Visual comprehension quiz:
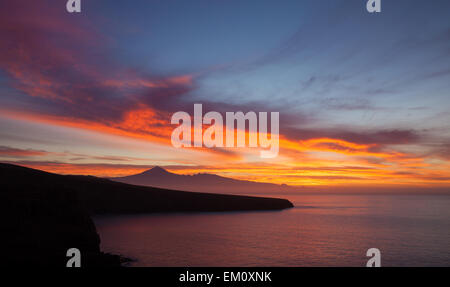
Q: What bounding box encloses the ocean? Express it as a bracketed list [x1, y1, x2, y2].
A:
[94, 193, 450, 267]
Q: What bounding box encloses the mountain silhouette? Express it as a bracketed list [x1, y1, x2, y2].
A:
[140, 166, 172, 176]
[0, 163, 293, 266]
[111, 166, 293, 194]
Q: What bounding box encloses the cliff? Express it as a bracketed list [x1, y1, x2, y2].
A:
[0, 163, 293, 266]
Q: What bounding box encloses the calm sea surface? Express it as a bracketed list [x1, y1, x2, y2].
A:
[94, 193, 450, 266]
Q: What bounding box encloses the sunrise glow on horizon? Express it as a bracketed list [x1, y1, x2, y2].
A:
[1, 0, 450, 188]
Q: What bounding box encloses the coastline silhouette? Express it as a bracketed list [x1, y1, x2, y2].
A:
[0, 163, 293, 266]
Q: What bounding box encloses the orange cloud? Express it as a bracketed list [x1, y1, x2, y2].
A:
[0, 146, 48, 157]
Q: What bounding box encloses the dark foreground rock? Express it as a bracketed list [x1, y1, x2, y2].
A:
[0, 163, 293, 267]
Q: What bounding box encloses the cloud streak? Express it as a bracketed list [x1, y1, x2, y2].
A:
[1, 0, 450, 187]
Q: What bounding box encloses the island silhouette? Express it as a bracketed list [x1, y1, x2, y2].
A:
[111, 166, 293, 194]
[0, 163, 293, 267]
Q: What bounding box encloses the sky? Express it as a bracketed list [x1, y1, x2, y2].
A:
[1, 0, 450, 187]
